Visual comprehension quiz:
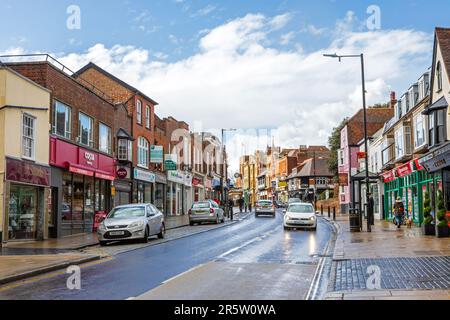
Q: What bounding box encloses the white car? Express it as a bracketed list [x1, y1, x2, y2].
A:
[283, 202, 317, 231]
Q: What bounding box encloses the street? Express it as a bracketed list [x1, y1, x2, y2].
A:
[0, 210, 334, 300]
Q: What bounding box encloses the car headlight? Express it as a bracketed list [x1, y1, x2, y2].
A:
[98, 223, 106, 231]
[129, 221, 144, 228]
[310, 216, 316, 221]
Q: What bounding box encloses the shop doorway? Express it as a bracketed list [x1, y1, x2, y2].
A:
[48, 187, 58, 238]
[8, 184, 38, 240]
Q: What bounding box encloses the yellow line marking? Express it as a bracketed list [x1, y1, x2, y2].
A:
[0, 256, 114, 293]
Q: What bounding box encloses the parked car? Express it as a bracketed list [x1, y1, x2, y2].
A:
[189, 200, 225, 225]
[283, 202, 317, 231]
[274, 200, 286, 208]
[255, 200, 276, 218]
[97, 204, 165, 246]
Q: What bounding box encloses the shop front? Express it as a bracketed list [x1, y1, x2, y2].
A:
[212, 178, 221, 201]
[383, 159, 434, 225]
[49, 137, 115, 237]
[155, 172, 167, 214]
[114, 165, 132, 207]
[167, 170, 192, 216]
[133, 167, 155, 204]
[205, 178, 213, 200]
[192, 175, 205, 202]
[3, 158, 51, 242]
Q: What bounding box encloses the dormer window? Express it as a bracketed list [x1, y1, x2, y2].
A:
[437, 61, 443, 92]
[396, 100, 403, 119]
[117, 129, 133, 162]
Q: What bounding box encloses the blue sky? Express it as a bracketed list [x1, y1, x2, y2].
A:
[1, 1, 448, 171]
[1, 0, 449, 60]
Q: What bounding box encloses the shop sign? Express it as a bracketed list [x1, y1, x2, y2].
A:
[164, 154, 177, 170]
[278, 181, 287, 188]
[397, 162, 413, 177]
[116, 167, 129, 179]
[155, 172, 168, 184]
[6, 158, 50, 187]
[339, 173, 348, 186]
[150, 146, 164, 164]
[79, 149, 98, 168]
[413, 159, 424, 171]
[421, 152, 450, 173]
[134, 168, 156, 183]
[192, 177, 203, 186]
[167, 170, 185, 184]
[381, 170, 395, 183]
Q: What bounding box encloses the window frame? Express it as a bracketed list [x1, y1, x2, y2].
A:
[137, 136, 149, 169]
[437, 61, 443, 92]
[145, 105, 150, 129]
[78, 112, 94, 148]
[98, 122, 112, 154]
[414, 113, 426, 149]
[22, 113, 36, 160]
[137, 100, 142, 125]
[53, 100, 72, 139]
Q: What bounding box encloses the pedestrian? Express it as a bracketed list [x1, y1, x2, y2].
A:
[238, 198, 244, 213]
[248, 201, 252, 213]
[368, 192, 375, 226]
[393, 196, 405, 229]
[228, 199, 234, 220]
[244, 199, 248, 213]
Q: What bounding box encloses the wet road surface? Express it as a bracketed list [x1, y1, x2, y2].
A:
[0, 210, 334, 300]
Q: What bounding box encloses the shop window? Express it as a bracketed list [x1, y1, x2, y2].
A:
[78, 112, 94, 147]
[84, 176, 95, 232]
[99, 123, 112, 154]
[8, 185, 38, 240]
[22, 113, 35, 160]
[61, 172, 73, 222]
[53, 100, 71, 139]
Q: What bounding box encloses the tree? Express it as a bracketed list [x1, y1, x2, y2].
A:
[327, 119, 348, 181]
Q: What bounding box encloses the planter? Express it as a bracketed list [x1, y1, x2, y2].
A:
[422, 224, 436, 236]
[436, 225, 449, 238]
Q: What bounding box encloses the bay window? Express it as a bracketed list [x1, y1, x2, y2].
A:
[395, 126, 411, 159]
[118, 139, 133, 162]
[414, 114, 426, 148]
[428, 109, 447, 147]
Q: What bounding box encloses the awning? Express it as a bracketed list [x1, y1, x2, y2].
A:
[95, 170, 115, 181]
[422, 96, 448, 115]
[68, 163, 95, 177]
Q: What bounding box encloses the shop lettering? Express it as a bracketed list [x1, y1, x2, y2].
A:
[85, 152, 95, 162]
[434, 158, 447, 168]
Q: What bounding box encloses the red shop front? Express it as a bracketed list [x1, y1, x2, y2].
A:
[49, 137, 115, 237]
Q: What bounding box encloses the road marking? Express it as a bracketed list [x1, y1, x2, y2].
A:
[0, 256, 114, 293]
[216, 226, 281, 259]
[161, 263, 205, 284]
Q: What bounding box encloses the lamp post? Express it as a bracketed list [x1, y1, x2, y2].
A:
[324, 53, 371, 232]
[221, 128, 237, 216]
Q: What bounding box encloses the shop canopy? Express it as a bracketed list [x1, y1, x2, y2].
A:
[350, 170, 380, 182]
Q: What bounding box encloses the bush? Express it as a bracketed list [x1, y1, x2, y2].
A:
[436, 190, 447, 227]
[423, 191, 433, 225]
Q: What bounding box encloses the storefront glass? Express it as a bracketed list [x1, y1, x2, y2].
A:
[8, 184, 38, 240]
[155, 183, 165, 213]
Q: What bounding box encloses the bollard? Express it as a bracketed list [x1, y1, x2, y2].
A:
[321, 205, 323, 216]
[333, 207, 336, 221]
[328, 206, 331, 218]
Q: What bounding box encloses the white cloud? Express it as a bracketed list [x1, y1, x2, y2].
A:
[195, 4, 217, 17]
[3, 13, 432, 174]
[280, 32, 295, 45]
[300, 24, 327, 36]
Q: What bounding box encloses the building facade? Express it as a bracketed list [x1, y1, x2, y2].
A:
[0, 66, 51, 244]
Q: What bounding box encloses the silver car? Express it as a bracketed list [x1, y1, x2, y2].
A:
[97, 204, 165, 246]
[189, 200, 225, 225]
[255, 200, 276, 217]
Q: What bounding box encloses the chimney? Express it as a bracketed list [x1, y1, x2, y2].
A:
[390, 91, 397, 108]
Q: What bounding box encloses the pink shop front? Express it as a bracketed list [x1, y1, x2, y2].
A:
[49, 137, 115, 237]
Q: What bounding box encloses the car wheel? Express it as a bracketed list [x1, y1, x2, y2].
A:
[215, 216, 219, 224]
[157, 223, 166, 239]
[284, 226, 289, 231]
[99, 241, 108, 247]
[221, 217, 225, 223]
[189, 221, 194, 226]
[142, 226, 149, 243]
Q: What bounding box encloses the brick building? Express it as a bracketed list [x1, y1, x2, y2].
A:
[6, 57, 132, 238]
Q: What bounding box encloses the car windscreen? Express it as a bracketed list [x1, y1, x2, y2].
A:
[108, 207, 145, 218]
[192, 202, 211, 209]
[288, 204, 314, 213]
[257, 201, 272, 206]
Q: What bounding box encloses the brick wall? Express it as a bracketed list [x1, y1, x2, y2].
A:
[8, 62, 130, 156]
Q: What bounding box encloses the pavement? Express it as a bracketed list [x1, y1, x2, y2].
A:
[0, 209, 252, 287]
[322, 212, 450, 300]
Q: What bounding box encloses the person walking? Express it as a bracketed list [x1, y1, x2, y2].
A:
[228, 199, 234, 220]
[368, 192, 375, 226]
[248, 201, 252, 213]
[238, 198, 244, 213]
[393, 196, 405, 229]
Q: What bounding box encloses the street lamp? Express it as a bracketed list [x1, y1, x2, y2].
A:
[324, 52, 371, 232]
[221, 128, 237, 216]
